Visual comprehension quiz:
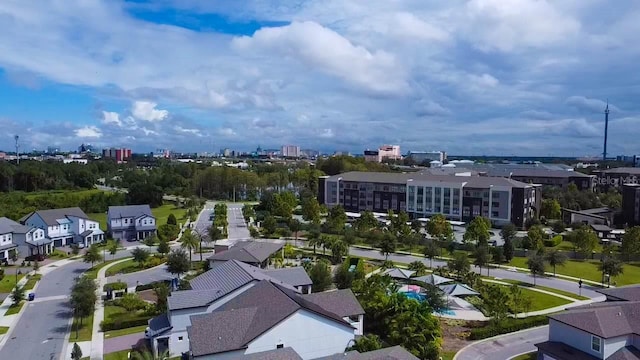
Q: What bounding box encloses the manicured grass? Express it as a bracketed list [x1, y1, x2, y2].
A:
[0, 326, 8, 335]
[509, 257, 640, 286]
[512, 352, 536, 360]
[70, 313, 94, 342]
[5, 301, 25, 315]
[88, 212, 108, 231]
[23, 274, 42, 291]
[518, 287, 572, 312]
[49, 249, 69, 259]
[105, 258, 166, 277]
[85, 258, 127, 280]
[104, 325, 148, 339]
[104, 349, 131, 360]
[440, 351, 457, 360]
[0, 274, 25, 292]
[104, 305, 127, 320]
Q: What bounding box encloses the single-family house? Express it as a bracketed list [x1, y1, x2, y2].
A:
[303, 289, 366, 335]
[0, 217, 49, 259]
[262, 267, 314, 294]
[316, 345, 419, 359]
[20, 207, 103, 248]
[187, 280, 356, 359]
[207, 241, 284, 268]
[535, 301, 640, 359]
[107, 205, 156, 241]
[146, 260, 362, 359]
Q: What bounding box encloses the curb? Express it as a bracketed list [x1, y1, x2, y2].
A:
[452, 325, 548, 360]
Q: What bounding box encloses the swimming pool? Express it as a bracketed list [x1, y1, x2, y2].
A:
[399, 292, 456, 315]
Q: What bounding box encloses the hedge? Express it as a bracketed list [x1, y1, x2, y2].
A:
[101, 314, 153, 331]
[104, 281, 128, 292]
[544, 235, 563, 248]
[135, 280, 171, 292]
[469, 315, 549, 340]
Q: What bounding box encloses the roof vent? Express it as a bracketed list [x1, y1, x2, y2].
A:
[618, 312, 622, 316]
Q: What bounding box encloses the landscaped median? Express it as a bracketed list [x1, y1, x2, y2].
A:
[105, 254, 167, 277]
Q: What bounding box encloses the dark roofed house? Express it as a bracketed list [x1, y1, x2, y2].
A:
[207, 241, 284, 268]
[263, 267, 313, 294]
[188, 280, 356, 359]
[535, 301, 640, 360]
[597, 285, 640, 302]
[317, 345, 419, 360]
[107, 205, 156, 242]
[303, 289, 365, 335]
[20, 207, 103, 248]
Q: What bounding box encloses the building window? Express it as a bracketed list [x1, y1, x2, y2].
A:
[591, 335, 601, 353]
[178, 336, 183, 342]
[277, 344, 284, 349]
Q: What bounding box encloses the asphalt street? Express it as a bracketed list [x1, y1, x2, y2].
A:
[455, 326, 548, 360]
[226, 203, 250, 241]
[106, 265, 174, 289]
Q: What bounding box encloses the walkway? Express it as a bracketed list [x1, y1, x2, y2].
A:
[454, 326, 548, 360]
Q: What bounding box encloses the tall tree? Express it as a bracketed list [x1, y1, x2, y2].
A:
[423, 241, 439, 268]
[500, 223, 517, 262]
[526, 254, 546, 285]
[11, 285, 25, 306]
[572, 228, 600, 257]
[301, 197, 321, 225]
[378, 232, 397, 261]
[599, 257, 623, 286]
[288, 218, 301, 243]
[131, 247, 150, 268]
[83, 245, 103, 267]
[154, 283, 170, 313]
[166, 213, 177, 225]
[545, 249, 568, 277]
[309, 259, 333, 292]
[157, 237, 170, 256]
[426, 214, 453, 242]
[70, 276, 97, 339]
[463, 216, 491, 247]
[326, 205, 348, 233]
[408, 261, 428, 276]
[621, 226, 640, 261]
[447, 252, 470, 278]
[541, 199, 562, 219]
[262, 216, 277, 236]
[71, 343, 83, 360]
[356, 211, 379, 232]
[473, 246, 490, 276]
[329, 239, 349, 264]
[106, 239, 119, 259]
[166, 248, 190, 278]
[527, 225, 545, 250]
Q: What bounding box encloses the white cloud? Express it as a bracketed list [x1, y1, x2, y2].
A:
[75, 125, 102, 138]
[565, 96, 619, 113]
[132, 101, 169, 122]
[102, 111, 121, 126]
[390, 12, 450, 42]
[175, 126, 201, 135]
[319, 128, 334, 138]
[217, 128, 237, 137]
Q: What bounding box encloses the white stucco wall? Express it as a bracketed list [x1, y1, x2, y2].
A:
[549, 319, 603, 359]
[604, 335, 633, 359]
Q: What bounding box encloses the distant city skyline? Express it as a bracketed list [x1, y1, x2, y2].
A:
[0, 1, 639, 156]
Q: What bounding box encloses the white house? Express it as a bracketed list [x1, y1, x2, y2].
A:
[146, 260, 362, 359]
[107, 205, 156, 241]
[20, 207, 104, 248]
[0, 217, 49, 259]
[536, 300, 640, 359]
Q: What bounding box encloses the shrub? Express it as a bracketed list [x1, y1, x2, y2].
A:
[145, 256, 166, 268]
[544, 235, 563, 248]
[100, 314, 152, 331]
[469, 316, 549, 340]
[135, 280, 171, 292]
[103, 281, 128, 292]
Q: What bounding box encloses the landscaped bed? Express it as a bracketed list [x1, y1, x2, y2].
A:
[23, 274, 42, 291]
[5, 301, 25, 316]
[101, 294, 155, 333]
[105, 256, 166, 277]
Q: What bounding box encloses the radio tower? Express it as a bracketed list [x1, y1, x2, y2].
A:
[603, 101, 610, 161]
[14, 135, 19, 165]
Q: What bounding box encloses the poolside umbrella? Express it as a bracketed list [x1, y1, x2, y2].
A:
[439, 283, 479, 297]
[382, 268, 415, 280]
[413, 274, 453, 286]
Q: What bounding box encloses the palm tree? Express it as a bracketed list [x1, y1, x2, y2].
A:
[544, 249, 568, 277]
[408, 261, 427, 276]
[180, 229, 199, 264]
[308, 236, 321, 255]
[330, 239, 349, 264]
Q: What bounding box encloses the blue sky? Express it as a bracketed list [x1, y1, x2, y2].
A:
[0, 0, 639, 156]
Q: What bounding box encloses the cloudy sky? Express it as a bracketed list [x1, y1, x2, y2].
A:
[0, 0, 638, 156]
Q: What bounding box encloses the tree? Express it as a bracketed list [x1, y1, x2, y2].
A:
[309, 259, 333, 292]
[288, 218, 301, 243]
[70, 276, 97, 339]
[408, 261, 428, 276]
[545, 249, 568, 277]
[491, 246, 505, 264]
[242, 204, 256, 222]
[356, 211, 379, 232]
[463, 216, 491, 247]
[157, 237, 170, 256]
[500, 223, 517, 244]
[411, 219, 423, 233]
[621, 226, 640, 260]
[301, 197, 321, 225]
[167, 213, 177, 226]
[482, 284, 510, 324]
[71, 343, 83, 360]
[157, 224, 179, 242]
[83, 245, 103, 267]
[378, 232, 397, 261]
[426, 214, 453, 242]
[509, 285, 524, 318]
[423, 284, 447, 313]
[11, 285, 25, 306]
[447, 252, 470, 278]
[166, 248, 190, 278]
[572, 228, 599, 257]
[307, 227, 321, 254]
[388, 211, 411, 238]
[386, 301, 442, 359]
[473, 246, 490, 276]
[541, 199, 562, 219]
[552, 221, 566, 234]
[423, 241, 439, 268]
[527, 225, 545, 250]
[503, 237, 514, 262]
[106, 239, 118, 259]
[143, 233, 158, 247]
[599, 257, 623, 287]
[343, 227, 357, 245]
[125, 181, 163, 208]
[154, 283, 170, 313]
[334, 260, 355, 289]
[180, 229, 199, 264]
[325, 205, 348, 233]
[526, 254, 546, 285]
[352, 334, 383, 352]
[329, 239, 349, 264]
[10, 248, 18, 265]
[262, 215, 277, 236]
[131, 247, 150, 268]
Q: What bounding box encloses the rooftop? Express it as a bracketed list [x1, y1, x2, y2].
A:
[208, 241, 284, 264]
[262, 267, 312, 287]
[317, 346, 419, 360]
[598, 167, 640, 175]
[597, 285, 640, 302]
[107, 205, 154, 219]
[549, 301, 640, 338]
[302, 289, 365, 317]
[21, 207, 89, 226]
[0, 217, 32, 235]
[327, 171, 533, 188]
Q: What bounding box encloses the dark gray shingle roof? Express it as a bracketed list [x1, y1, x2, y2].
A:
[0, 217, 29, 234]
[549, 301, 640, 338]
[23, 207, 89, 226]
[235, 348, 303, 360]
[597, 285, 640, 301]
[316, 346, 419, 360]
[535, 341, 598, 360]
[188, 281, 352, 357]
[302, 289, 365, 317]
[147, 313, 171, 336]
[208, 241, 284, 263]
[107, 205, 154, 220]
[262, 267, 312, 287]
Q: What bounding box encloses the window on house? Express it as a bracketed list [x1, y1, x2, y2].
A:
[591, 335, 601, 353]
[178, 336, 183, 342]
[276, 344, 284, 349]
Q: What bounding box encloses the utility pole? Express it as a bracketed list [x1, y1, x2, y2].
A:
[603, 101, 610, 161]
[14, 135, 19, 165]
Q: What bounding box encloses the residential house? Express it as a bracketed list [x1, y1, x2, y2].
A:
[207, 241, 284, 269]
[262, 267, 314, 294]
[303, 289, 365, 336]
[146, 260, 361, 359]
[597, 284, 640, 302]
[107, 205, 156, 241]
[317, 345, 419, 359]
[535, 301, 640, 359]
[20, 207, 103, 248]
[187, 280, 356, 359]
[0, 217, 49, 259]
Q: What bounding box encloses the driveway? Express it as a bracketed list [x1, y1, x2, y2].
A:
[104, 333, 146, 354]
[455, 326, 548, 360]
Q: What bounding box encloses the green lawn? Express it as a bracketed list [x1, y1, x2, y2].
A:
[70, 313, 94, 342]
[5, 301, 25, 315]
[104, 325, 148, 339]
[512, 352, 536, 360]
[104, 305, 127, 320]
[519, 287, 572, 312]
[509, 257, 640, 286]
[89, 204, 189, 232]
[440, 351, 457, 360]
[496, 279, 589, 300]
[85, 258, 129, 280]
[0, 274, 25, 292]
[23, 274, 42, 291]
[105, 257, 166, 277]
[0, 326, 8, 335]
[104, 349, 131, 360]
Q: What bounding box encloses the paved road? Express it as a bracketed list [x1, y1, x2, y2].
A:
[455, 326, 548, 360]
[106, 265, 174, 289]
[227, 203, 250, 241]
[193, 201, 215, 239]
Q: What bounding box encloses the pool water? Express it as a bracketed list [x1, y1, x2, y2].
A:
[399, 292, 456, 315]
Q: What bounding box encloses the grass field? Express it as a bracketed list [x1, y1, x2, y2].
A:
[496, 279, 590, 300]
[104, 257, 166, 277]
[104, 350, 131, 360]
[518, 287, 572, 312]
[89, 204, 188, 231]
[4, 302, 24, 315]
[440, 351, 457, 360]
[70, 313, 94, 342]
[0, 274, 25, 292]
[104, 325, 148, 339]
[0, 326, 8, 335]
[23, 189, 103, 200]
[509, 257, 640, 286]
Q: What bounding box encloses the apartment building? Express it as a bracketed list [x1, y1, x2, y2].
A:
[281, 145, 301, 158]
[102, 148, 132, 163]
[319, 172, 540, 228]
[595, 167, 640, 190]
[407, 151, 445, 164]
[363, 145, 401, 163]
[622, 184, 640, 226]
